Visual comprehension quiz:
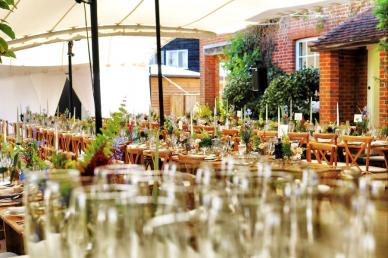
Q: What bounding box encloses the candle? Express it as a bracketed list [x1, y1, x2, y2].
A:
[3, 122, 6, 145]
[309, 97, 313, 123]
[290, 99, 292, 118]
[265, 104, 268, 124]
[336, 102, 339, 126]
[73, 107, 76, 123]
[190, 109, 194, 136]
[16, 107, 19, 143]
[178, 120, 183, 130]
[243, 106, 246, 122]
[278, 106, 280, 126]
[214, 98, 217, 116]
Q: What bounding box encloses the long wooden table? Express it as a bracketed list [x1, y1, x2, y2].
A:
[0, 207, 24, 255]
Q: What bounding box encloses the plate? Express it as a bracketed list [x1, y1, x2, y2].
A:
[5, 206, 25, 217]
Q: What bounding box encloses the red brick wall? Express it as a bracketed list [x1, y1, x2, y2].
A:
[200, 34, 232, 107]
[319, 51, 339, 124]
[319, 48, 368, 124]
[338, 48, 368, 122]
[380, 50, 388, 126]
[272, 1, 372, 73]
[199, 1, 374, 117]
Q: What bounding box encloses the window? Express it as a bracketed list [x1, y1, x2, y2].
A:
[166, 49, 188, 69]
[149, 51, 165, 65]
[295, 37, 319, 70]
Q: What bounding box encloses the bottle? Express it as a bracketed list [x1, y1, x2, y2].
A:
[274, 138, 283, 159]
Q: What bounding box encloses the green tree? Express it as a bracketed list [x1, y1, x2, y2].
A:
[259, 68, 319, 118]
[0, 0, 16, 63]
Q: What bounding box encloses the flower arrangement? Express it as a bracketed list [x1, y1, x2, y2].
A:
[352, 106, 368, 136]
[240, 123, 253, 145]
[291, 143, 304, 160]
[193, 103, 212, 120]
[281, 136, 292, 159]
[49, 152, 75, 169]
[20, 140, 47, 170]
[294, 120, 308, 132]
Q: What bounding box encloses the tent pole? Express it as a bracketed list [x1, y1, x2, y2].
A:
[90, 0, 102, 133]
[67, 41, 74, 117]
[154, 0, 164, 127]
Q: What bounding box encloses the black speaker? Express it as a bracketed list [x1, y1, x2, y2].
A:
[251, 66, 268, 93]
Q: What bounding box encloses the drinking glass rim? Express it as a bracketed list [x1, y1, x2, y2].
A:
[25, 169, 80, 182]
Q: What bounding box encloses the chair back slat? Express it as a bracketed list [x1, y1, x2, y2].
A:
[342, 135, 372, 172]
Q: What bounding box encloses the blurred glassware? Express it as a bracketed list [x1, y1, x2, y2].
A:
[24, 169, 80, 258]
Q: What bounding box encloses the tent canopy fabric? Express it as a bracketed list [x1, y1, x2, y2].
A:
[0, 0, 350, 122]
[1, 0, 350, 51]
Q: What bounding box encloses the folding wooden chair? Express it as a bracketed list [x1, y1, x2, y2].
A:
[177, 154, 204, 174]
[313, 133, 338, 144]
[257, 131, 277, 142]
[342, 135, 372, 172]
[289, 132, 309, 147]
[307, 142, 337, 166]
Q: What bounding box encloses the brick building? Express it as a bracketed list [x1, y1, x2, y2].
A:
[200, 1, 388, 126]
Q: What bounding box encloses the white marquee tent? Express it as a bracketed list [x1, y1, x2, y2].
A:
[0, 0, 349, 121]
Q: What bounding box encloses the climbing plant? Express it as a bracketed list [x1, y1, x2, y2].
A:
[0, 0, 16, 63]
[374, 0, 388, 50]
[222, 25, 283, 117]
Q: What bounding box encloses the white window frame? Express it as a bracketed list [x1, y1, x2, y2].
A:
[150, 51, 165, 65]
[166, 49, 189, 69]
[295, 37, 319, 71]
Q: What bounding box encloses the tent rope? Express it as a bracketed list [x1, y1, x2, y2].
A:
[182, 0, 236, 28]
[117, 0, 145, 25]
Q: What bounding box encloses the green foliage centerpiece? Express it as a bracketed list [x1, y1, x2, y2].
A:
[79, 104, 126, 176]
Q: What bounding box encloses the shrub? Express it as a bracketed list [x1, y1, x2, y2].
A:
[259, 68, 319, 117]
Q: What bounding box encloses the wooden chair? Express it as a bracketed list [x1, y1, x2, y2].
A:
[71, 135, 82, 158]
[313, 133, 338, 144]
[257, 131, 277, 142]
[177, 154, 205, 174]
[125, 146, 143, 164]
[342, 135, 372, 172]
[143, 149, 171, 171]
[221, 129, 239, 137]
[289, 132, 309, 147]
[27, 127, 33, 139]
[46, 130, 54, 148]
[307, 142, 337, 166]
[81, 137, 91, 152]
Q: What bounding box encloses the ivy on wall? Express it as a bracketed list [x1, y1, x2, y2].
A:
[222, 25, 283, 117]
[374, 0, 388, 50]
